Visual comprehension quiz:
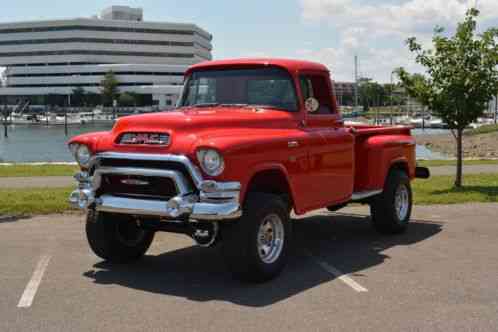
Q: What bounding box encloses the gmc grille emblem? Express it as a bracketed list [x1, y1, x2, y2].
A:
[121, 179, 150, 186]
[119, 133, 170, 146]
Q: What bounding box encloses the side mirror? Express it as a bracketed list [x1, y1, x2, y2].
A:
[304, 97, 320, 113]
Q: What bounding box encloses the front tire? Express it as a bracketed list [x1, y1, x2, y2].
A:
[221, 193, 292, 283]
[86, 210, 155, 263]
[370, 169, 412, 234]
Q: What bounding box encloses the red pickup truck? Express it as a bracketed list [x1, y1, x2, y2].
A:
[68, 58, 429, 282]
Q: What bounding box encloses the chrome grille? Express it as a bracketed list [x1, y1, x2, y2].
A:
[99, 174, 177, 200]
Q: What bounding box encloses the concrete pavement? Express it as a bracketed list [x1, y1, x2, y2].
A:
[1, 204, 498, 331]
[428, 163, 498, 176]
[0, 176, 74, 189]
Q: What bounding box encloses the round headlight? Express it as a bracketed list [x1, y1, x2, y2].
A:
[75, 144, 91, 167]
[197, 149, 224, 176]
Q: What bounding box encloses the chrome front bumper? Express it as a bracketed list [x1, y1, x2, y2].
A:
[69, 152, 242, 221]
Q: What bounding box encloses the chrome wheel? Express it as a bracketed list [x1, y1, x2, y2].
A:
[257, 213, 285, 264]
[395, 184, 410, 221]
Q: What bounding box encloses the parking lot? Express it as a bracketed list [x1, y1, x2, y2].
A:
[1, 203, 498, 331]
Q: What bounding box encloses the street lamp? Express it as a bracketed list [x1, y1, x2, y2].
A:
[390, 71, 395, 125]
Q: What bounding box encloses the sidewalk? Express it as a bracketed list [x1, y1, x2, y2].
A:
[428, 164, 498, 176]
[0, 176, 74, 189]
[1, 164, 498, 189]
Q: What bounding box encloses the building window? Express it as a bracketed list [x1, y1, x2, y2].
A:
[0, 50, 195, 58]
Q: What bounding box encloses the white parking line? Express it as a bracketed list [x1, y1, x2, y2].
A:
[304, 250, 368, 292]
[17, 254, 52, 308]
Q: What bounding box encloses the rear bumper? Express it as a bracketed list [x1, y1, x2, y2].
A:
[69, 153, 242, 222]
[415, 166, 430, 179]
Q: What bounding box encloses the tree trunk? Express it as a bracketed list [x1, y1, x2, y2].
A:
[455, 128, 463, 187]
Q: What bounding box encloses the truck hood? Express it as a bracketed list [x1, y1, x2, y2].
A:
[112, 107, 298, 133]
[82, 106, 300, 156]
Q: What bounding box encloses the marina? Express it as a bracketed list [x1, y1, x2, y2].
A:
[0, 122, 450, 163]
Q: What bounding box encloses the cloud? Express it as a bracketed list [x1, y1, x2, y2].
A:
[297, 0, 498, 82]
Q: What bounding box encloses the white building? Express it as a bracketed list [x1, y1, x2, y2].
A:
[0, 6, 212, 108]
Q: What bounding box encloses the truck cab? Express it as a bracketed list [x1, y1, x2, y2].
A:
[68, 58, 429, 282]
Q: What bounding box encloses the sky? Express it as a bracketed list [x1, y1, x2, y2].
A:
[0, 0, 497, 83]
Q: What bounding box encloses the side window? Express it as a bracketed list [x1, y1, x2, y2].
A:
[300, 75, 334, 115]
[300, 77, 313, 101]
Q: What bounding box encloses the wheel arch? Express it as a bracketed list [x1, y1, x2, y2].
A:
[389, 159, 410, 176]
[243, 165, 297, 212]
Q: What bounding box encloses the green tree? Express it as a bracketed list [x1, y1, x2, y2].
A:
[71, 87, 86, 107]
[396, 8, 498, 187]
[359, 79, 386, 111]
[118, 92, 137, 107]
[100, 71, 119, 107]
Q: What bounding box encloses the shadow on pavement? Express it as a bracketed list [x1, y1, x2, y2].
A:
[83, 212, 443, 307]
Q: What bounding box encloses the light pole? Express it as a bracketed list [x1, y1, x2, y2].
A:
[390, 71, 395, 125]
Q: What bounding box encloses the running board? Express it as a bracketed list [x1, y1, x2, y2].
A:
[351, 190, 382, 201]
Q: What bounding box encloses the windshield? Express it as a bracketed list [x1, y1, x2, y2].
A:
[179, 67, 299, 112]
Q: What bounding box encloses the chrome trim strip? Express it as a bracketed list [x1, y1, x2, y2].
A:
[200, 180, 241, 193]
[93, 152, 204, 188]
[191, 202, 242, 220]
[351, 190, 382, 201]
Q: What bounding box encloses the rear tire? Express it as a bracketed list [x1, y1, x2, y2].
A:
[221, 193, 292, 283]
[86, 210, 155, 263]
[370, 169, 412, 234]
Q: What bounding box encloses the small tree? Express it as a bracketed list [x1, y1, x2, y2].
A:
[396, 8, 498, 187]
[118, 92, 137, 107]
[71, 87, 86, 107]
[100, 71, 119, 107]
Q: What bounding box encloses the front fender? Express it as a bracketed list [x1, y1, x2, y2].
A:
[67, 131, 110, 155]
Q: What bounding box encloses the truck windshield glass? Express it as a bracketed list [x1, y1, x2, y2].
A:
[180, 67, 298, 112]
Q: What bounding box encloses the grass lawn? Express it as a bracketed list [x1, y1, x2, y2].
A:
[0, 164, 78, 177]
[413, 173, 498, 205]
[1, 174, 497, 216]
[0, 187, 76, 215]
[417, 159, 498, 167]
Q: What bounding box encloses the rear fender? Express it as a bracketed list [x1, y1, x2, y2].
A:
[355, 135, 416, 191]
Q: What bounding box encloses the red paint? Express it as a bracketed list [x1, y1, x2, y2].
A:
[69, 58, 416, 215]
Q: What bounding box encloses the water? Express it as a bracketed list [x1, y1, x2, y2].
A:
[0, 124, 113, 163]
[0, 124, 450, 163]
[413, 128, 452, 160]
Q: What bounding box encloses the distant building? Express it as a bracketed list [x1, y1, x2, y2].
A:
[333, 81, 355, 106]
[0, 6, 212, 108]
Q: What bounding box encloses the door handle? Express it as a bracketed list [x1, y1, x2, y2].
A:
[288, 141, 299, 148]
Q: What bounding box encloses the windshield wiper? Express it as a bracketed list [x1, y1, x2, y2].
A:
[219, 103, 249, 107]
[191, 102, 220, 108]
[251, 104, 289, 111]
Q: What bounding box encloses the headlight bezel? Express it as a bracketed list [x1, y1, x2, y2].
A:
[69, 143, 92, 168]
[196, 148, 225, 177]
